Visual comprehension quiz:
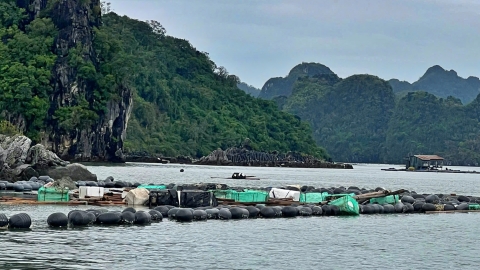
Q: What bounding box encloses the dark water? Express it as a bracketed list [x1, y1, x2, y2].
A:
[1, 163, 480, 269]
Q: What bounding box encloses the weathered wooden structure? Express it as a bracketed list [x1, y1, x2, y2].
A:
[406, 155, 444, 170]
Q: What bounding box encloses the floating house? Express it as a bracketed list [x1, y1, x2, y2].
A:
[406, 155, 444, 170]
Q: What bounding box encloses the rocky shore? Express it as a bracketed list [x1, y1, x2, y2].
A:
[194, 147, 352, 168]
[0, 134, 350, 184]
[125, 147, 352, 169]
[0, 135, 97, 182]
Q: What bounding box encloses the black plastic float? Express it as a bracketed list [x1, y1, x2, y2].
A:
[47, 212, 68, 227]
[68, 211, 92, 226]
[96, 212, 121, 225]
[175, 209, 193, 222]
[134, 211, 152, 225]
[9, 213, 31, 229]
[0, 213, 9, 228]
[121, 211, 136, 224]
[149, 210, 163, 221]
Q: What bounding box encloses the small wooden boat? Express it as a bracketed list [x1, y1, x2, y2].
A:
[209, 172, 261, 180]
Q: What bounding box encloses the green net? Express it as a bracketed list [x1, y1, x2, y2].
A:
[329, 195, 359, 215]
[37, 187, 70, 202]
[299, 192, 329, 203]
[212, 190, 238, 199]
[212, 190, 268, 202]
[469, 204, 480, 210]
[369, 195, 399, 205]
[232, 191, 268, 203]
[137, 185, 167, 190]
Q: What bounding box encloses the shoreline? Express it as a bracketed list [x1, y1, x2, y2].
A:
[88, 157, 355, 169]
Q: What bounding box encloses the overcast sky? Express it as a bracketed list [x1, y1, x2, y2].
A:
[108, 0, 480, 89]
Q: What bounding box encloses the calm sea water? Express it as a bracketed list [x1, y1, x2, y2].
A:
[0, 163, 480, 270]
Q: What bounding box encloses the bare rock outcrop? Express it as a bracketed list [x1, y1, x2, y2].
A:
[196, 147, 353, 169]
[0, 135, 97, 182]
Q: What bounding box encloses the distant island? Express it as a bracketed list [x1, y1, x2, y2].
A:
[240, 62, 480, 166]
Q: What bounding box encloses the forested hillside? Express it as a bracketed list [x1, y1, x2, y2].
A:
[237, 82, 260, 97]
[268, 63, 480, 165]
[282, 74, 395, 163]
[0, 1, 329, 161]
[386, 92, 480, 165]
[258, 62, 334, 100]
[389, 65, 480, 105]
[89, 13, 329, 158]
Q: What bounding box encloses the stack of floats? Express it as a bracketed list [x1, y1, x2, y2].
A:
[2, 187, 480, 231]
[4, 177, 480, 216]
[0, 176, 53, 192]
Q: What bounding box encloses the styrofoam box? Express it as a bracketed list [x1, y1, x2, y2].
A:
[79, 187, 105, 199]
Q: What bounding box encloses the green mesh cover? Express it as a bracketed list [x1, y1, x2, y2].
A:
[325, 193, 355, 201]
[137, 185, 167, 190]
[299, 192, 329, 203]
[212, 190, 238, 200]
[37, 187, 70, 202]
[329, 195, 359, 215]
[232, 191, 268, 203]
[469, 204, 480, 210]
[212, 190, 268, 202]
[369, 195, 399, 205]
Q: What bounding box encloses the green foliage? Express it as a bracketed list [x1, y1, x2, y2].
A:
[258, 62, 334, 100]
[0, 1, 27, 28]
[99, 13, 328, 159]
[284, 74, 394, 163]
[53, 96, 99, 131]
[0, 4, 57, 139]
[385, 92, 480, 165]
[237, 82, 260, 97]
[280, 67, 480, 165]
[0, 120, 22, 136]
[389, 65, 480, 105]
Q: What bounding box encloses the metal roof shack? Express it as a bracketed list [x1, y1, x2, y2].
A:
[406, 155, 444, 170]
[413, 155, 444, 161]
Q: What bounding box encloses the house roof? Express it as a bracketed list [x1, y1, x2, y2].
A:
[414, 155, 444, 161]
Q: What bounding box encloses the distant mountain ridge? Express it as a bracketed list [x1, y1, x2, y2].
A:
[261, 62, 480, 165]
[237, 82, 260, 97]
[389, 65, 480, 104]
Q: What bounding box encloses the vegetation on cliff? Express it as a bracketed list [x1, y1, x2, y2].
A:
[98, 13, 327, 158]
[0, 1, 58, 141]
[282, 74, 395, 163]
[237, 82, 260, 97]
[258, 62, 334, 100]
[271, 63, 480, 165]
[385, 92, 480, 165]
[0, 1, 328, 160]
[388, 65, 480, 105]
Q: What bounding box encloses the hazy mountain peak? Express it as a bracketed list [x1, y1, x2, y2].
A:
[259, 62, 335, 100]
[424, 65, 445, 75]
[390, 65, 480, 104]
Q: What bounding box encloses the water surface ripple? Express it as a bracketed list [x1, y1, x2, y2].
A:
[0, 163, 479, 269]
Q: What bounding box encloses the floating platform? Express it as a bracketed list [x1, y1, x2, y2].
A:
[381, 168, 480, 174]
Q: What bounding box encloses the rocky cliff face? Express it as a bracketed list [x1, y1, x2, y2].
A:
[17, 0, 132, 162]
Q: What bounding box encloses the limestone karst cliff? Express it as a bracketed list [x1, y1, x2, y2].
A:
[13, 0, 132, 162]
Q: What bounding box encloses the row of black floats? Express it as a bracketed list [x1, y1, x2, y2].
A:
[47, 208, 163, 227]
[0, 213, 32, 229]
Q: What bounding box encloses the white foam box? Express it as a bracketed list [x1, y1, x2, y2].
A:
[79, 187, 105, 199]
